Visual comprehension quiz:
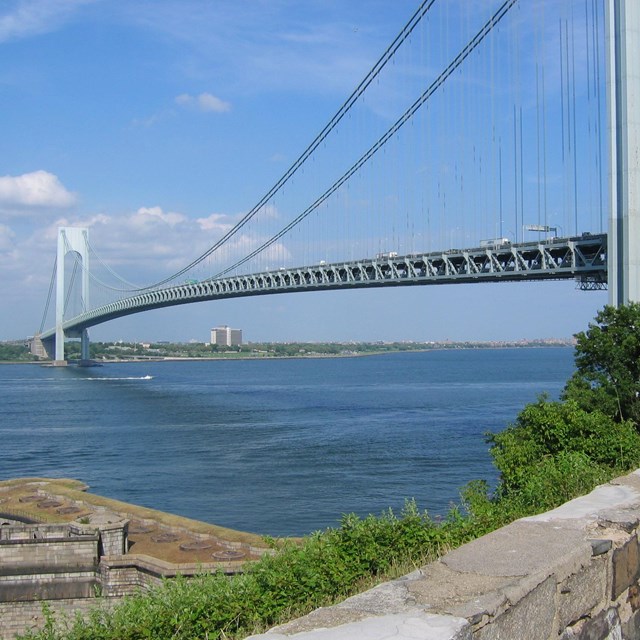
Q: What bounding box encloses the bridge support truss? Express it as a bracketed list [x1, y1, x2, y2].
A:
[54, 227, 90, 364]
[40, 235, 606, 339]
[608, 0, 640, 305]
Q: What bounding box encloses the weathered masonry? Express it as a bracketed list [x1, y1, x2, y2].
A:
[0, 504, 264, 640]
[5, 471, 640, 639]
[249, 470, 640, 640]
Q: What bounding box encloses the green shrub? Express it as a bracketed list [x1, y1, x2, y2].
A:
[488, 397, 640, 495]
[19, 502, 446, 640]
[499, 451, 610, 516]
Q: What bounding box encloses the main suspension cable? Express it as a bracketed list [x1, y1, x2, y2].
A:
[213, 0, 519, 278]
[108, 0, 439, 292]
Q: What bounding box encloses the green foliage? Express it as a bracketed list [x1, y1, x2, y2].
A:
[0, 342, 38, 362]
[563, 303, 640, 423]
[36, 602, 59, 640]
[458, 479, 513, 534]
[489, 396, 640, 494]
[18, 502, 448, 640]
[502, 451, 610, 514]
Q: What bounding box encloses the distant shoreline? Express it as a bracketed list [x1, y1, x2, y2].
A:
[0, 341, 575, 365]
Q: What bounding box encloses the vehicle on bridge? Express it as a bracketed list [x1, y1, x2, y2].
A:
[479, 238, 511, 248]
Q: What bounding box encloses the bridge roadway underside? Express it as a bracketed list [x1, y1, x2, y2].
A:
[41, 234, 607, 345]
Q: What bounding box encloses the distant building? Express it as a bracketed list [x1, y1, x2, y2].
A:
[210, 325, 242, 347]
[28, 335, 47, 358]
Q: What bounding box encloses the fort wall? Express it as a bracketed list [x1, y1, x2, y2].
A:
[5, 472, 640, 639]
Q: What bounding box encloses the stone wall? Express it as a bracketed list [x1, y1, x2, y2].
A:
[94, 522, 128, 557]
[0, 598, 106, 640]
[0, 525, 72, 541]
[248, 470, 640, 640]
[0, 519, 243, 639]
[0, 535, 99, 570]
[5, 472, 640, 639]
[0, 526, 100, 607]
[99, 554, 241, 598]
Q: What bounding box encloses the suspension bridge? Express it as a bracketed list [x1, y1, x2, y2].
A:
[32, 0, 639, 363]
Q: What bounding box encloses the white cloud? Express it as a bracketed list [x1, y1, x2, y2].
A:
[2, 198, 299, 330]
[131, 206, 186, 227]
[75, 206, 229, 274]
[130, 110, 173, 128]
[0, 0, 97, 43]
[0, 223, 15, 252]
[94, 206, 289, 277]
[0, 170, 76, 213]
[196, 213, 233, 232]
[175, 92, 231, 113]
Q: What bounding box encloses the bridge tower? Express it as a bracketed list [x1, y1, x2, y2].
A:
[54, 227, 90, 364]
[607, 0, 640, 305]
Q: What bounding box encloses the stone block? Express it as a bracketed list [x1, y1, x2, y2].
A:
[475, 575, 556, 640]
[612, 535, 640, 600]
[559, 607, 622, 640]
[443, 521, 590, 584]
[247, 612, 472, 640]
[557, 556, 607, 629]
[590, 539, 613, 556]
[622, 608, 640, 639]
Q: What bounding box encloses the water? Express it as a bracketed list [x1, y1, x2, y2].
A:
[0, 348, 573, 537]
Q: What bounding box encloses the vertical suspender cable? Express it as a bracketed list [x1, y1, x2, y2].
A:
[594, 0, 604, 232]
[571, 2, 579, 235]
[39, 258, 57, 334]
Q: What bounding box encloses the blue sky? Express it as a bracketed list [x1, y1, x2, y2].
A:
[0, 0, 608, 343]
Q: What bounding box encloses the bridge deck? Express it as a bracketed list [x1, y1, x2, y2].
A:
[40, 234, 607, 341]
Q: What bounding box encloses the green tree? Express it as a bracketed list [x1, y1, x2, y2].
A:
[488, 396, 640, 495]
[0, 342, 37, 362]
[563, 303, 640, 424]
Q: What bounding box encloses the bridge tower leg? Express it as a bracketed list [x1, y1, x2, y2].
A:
[607, 0, 640, 305]
[54, 227, 90, 364]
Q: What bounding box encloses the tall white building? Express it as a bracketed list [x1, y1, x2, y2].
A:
[210, 325, 242, 347]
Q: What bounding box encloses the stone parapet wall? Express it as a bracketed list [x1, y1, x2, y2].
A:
[96, 522, 128, 556]
[248, 470, 640, 640]
[99, 560, 147, 597]
[0, 598, 109, 640]
[0, 525, 72, 541]
[6, 473, 640, 639]
[0, 536, 99, 573]
[99, 553, 243, 597]
[0, 551, 246, 637]
[0, 573, 98, 603]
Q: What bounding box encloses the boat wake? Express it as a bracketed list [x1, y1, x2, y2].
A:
[85, 376, 154, 381]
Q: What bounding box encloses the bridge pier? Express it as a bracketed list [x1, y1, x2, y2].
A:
[80, 329, 90, 364]
[607, 0, 640, 305]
